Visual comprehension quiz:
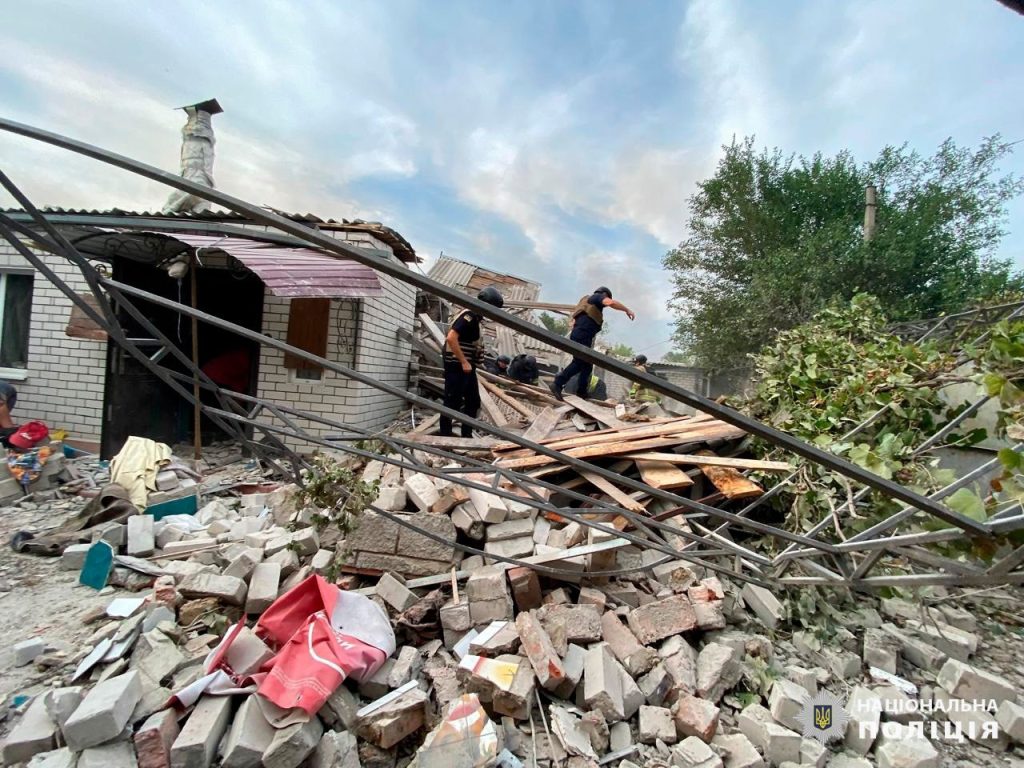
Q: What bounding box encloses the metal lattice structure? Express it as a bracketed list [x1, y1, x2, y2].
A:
[2, 116, 1023, 591]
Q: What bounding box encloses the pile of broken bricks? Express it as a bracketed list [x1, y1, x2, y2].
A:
[5, 463, 1024, 768]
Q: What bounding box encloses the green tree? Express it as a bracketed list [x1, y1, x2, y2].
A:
[607, 343, 635, 359]
[664, 136, 1024, 368]
[538, 312, 569, 335]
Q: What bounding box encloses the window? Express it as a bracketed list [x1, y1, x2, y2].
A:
[0, 272, 33, 374]
[283, 298, 330, 373]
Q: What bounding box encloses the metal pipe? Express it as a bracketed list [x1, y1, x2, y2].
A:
[0, 117, 988, 534]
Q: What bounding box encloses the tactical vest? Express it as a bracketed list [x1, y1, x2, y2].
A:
[443, 310, 484, 365]
[571, 295, 604, 328]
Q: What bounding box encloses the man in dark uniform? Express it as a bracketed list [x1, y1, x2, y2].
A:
[440, 286, 504, 437]
[551, 286, 635, 400]
[484, 354, 511, 377]
[507, 354, 539, 385]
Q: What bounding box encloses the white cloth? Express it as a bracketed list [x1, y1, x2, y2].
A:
[109, 436, 173, 510]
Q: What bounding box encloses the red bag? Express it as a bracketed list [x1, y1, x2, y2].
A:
[252, 574, 394, 717]
[8, 421, 49, 451]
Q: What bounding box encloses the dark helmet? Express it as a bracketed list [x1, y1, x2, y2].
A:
[497, 354, 511, 366]
[477, 285, 504, 308]
[595, 286, 612, 299]
[633, 354, 648, 365]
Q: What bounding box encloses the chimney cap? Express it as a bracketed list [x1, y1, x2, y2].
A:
[176, 98, 223, 115]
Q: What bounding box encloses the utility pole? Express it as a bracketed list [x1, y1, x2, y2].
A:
[863, 184, 877, 242]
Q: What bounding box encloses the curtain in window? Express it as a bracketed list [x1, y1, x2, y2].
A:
[1, 274, 33, 368]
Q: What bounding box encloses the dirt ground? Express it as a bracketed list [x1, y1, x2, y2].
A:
[0, 497, 111, 722]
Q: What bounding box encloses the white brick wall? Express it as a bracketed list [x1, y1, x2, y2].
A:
[252, 229, 416, 449]
[0, 224, 416, 452]
[0, 244, 107, 440]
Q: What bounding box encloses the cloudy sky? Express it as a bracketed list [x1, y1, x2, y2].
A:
[2, 1, 1023, 357]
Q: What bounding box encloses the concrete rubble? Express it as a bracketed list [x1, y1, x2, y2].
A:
[2, 425, 1024, 768]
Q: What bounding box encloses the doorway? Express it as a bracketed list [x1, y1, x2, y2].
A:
[101, 258, 264, 459]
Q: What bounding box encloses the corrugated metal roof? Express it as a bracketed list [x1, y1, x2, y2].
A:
[160, 233, 383, 298]
[1, 206, 419, 262]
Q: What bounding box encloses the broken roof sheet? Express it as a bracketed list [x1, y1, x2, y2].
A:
[2, 206, 419, 263]
[154, 233, 384, 298]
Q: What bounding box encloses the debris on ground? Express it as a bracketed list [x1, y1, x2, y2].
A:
[1, 410, 1024, 768]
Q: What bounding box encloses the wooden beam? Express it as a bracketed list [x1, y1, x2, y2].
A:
[418, 312, 446, 346]
[579, 470, 647, 513]
[622, 452, 792, 472]
[409, 412, 440, 435]
[403, 434, 498, 450]
[696, 450, 763, 499]
[495, 425, 745, 469]
[564, 394, 629, 429]
[634, 459, 693, 489]
[494, 416, 728, 458]
[478, 383, 510, 427]
[522, 405, 571, 443]
[482, 379, 535, 419]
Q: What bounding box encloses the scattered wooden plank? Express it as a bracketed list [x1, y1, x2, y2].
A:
[495, 416, 735, 459]
[418, 312, 447, 346]
[496, 425, 745, 469]
[696, 450, 763, 499]
[492, 415, 707, 453]
[477, 383, 510, 427]
[579, 471, 647, 513]
[404, 434, 498, 450]
[409, 412, 440, 435]
[482, 379, 535, 419]
[563, 394, 629, 429]
[634, 459, 693, 490]
[622, 452, 792, 472]
[521, 405, 571, 443]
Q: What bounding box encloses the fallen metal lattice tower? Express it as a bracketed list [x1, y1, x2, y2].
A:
[2, 117, 1023, 591]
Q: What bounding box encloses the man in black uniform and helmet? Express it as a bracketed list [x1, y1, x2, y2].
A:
[551, 285, 635, 401]
[440, 285, 504, 437]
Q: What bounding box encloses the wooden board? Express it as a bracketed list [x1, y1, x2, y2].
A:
[696, 450, 763, 499]
[403, 434, 498, 450]
[522, 405, 572, 443]
[563, 394, 629, 429]
[579, 470, 647, 512]
[492, 415, 709, 454]
[634, 459, 693, 489]
[477, 383, 509, 427]
[495, 417, 736, 460]
[495, 424, 745, 469]
[409, 412, 440, 435]
[482, 379, 535, 419]
[623, 452, 792, 472]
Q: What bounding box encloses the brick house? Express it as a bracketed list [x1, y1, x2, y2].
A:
[0, 208, 419, 456]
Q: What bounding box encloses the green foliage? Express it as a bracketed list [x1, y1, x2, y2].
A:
[665, 136, 1024, 368]
[298, 453, 378, 538]
[538, 312, 569, 336]
[743, 297, 1024, 567]
[607, 343, 635, 359]
[743, 295, 965, 541]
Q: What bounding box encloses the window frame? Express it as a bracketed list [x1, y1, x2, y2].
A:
[0, 269, 33, 380]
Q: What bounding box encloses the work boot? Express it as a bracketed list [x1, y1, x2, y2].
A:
[548, 382, 564, 401]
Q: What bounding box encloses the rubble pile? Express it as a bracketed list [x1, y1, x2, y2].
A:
[3, 410, 1024, 768]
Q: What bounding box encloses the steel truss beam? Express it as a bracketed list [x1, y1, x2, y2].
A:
[2, 118, 1023, 590]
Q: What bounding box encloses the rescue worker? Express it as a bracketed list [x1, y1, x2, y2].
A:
[440, 286, 504, 437]
[484, 354, 511, 377]
[628, 354, 660, 403]
[507, 353, 539, 384]
[550, 286, 635, 400]
[563, 371, 608, 400]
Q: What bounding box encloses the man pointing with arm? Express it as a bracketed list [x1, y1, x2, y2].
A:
[550, 286, 635, 401]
